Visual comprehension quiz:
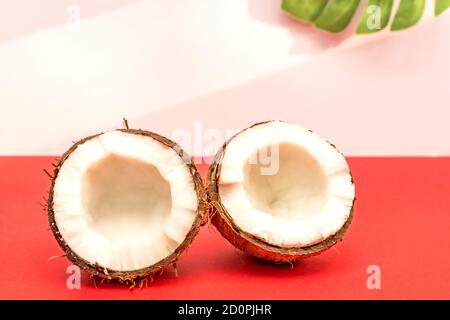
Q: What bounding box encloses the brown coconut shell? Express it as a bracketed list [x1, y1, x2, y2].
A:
[206, 121, 355, 263]
[47, 129, 206, 283]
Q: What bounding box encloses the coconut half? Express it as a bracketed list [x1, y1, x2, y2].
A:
[207, 121, 355, 263]
[47, 129, 205, 282]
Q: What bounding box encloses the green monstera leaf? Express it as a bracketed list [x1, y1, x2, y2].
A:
[282, 0, 450, 33]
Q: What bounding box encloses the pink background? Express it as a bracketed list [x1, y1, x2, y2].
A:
[0, 0, 449, 155]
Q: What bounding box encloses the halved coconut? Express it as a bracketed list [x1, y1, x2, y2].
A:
[47, 129, 205, 282]
[207, 121, 355, 263]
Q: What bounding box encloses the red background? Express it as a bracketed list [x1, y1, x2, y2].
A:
[0, 157, 449, 299]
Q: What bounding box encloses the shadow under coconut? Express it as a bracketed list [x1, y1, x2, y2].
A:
[181, 230, 338, 280]
[223, 250, 335, 279]
[79, 266, 179, 290]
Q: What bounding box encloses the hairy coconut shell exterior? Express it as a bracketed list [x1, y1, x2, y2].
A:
[47, 129, 206, 282]
[207, 121, 355, 263]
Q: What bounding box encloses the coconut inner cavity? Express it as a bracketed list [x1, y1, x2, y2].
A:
[81, 154, 172, 244]
[217, 121, 355, 247]
[51, 130, 200, 271]
[242, 143, 328, 221]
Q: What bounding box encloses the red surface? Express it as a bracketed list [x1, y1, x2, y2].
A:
[0, 156, 449, 299]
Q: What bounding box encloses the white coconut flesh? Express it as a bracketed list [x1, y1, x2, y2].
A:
[218, 121, 355, 248]
[52, 131, 198, 271]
